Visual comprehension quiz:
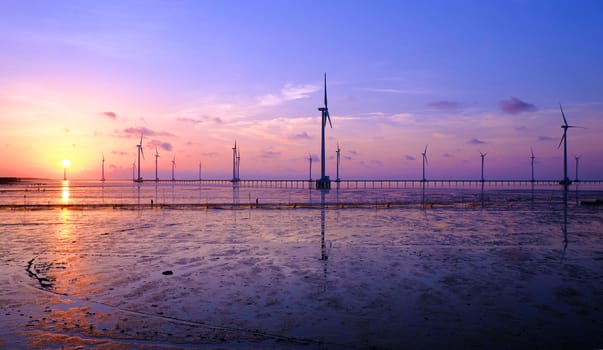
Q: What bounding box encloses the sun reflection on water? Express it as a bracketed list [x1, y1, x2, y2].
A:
[61, 180, 70, 204]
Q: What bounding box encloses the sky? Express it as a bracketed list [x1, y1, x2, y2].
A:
[1, 0, 602, 180]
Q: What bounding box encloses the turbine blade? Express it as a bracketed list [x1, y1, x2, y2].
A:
[424, 144, 428, 154]
[559, 104, 568, 126]
[557, 133, 566, 149]
[326, 110, 332, 128]
[141, 147, 145, 160]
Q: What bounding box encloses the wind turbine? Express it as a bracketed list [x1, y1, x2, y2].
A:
[317, 73, 332, 189]
[132, 161, 135, 182]
[530, 147, 535, 182]
[421, 144, 428, 182]
[154, 147, 159, 182]
[232, 141, 238, 182]
[171, 155, 176, 181]
[558, 104, 576, 186]
[336, 143, 341, 182]
[101, 153, 105, 182]
[199, 161, 202, 181]
[574, 154, 582, 183]
[135, 133, 144, 182]
[480, 151, 487, 182]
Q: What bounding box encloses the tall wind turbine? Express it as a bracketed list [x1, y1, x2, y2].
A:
[135, 133, 144, 182]
[421, 144, 428, 182]
[530, 147, 535, 182]
[317, 73, 333, 189]
[480, 151, 487, 182]
[232, 141, 239, 182]
[171, 155, 176, 181]
[558, 104, 576, 186]
[336, 143, 341, 182]
[308, 154, 313, 181]
[154, 147, 159, 181]
[101, 153, 106, 182]
[574, 154, 582, 183]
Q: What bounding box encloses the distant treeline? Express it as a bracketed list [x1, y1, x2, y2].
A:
[0, 177, 20, 184]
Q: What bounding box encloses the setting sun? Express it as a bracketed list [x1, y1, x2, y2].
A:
[61, 159, 71, 168]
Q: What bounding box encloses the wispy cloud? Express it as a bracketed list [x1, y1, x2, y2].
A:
[405, 155, 416, 161]
[442, 153, 454, 158]
[122, 127, 174, 138]
[101, 111, 117, 120]
[147, 139, 173, 152]
[258, 83, 320, 107]
[291, 131, 312, 140]
[468, 138, 486, 145]
[499, 97, 536, 114]
[362, 87, 430, 95]
[427, 100, 460, 110]
[261, 150, 281, 159]
[538, 135, 555, 141]
[177, 115, 223, 125]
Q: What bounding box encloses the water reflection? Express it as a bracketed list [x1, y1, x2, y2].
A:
[320, 189, 329, 261]
[61, 180, 70, 204]
[562, 186, 569, 257]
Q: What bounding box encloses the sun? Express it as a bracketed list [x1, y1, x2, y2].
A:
[61, 159, 71, 168]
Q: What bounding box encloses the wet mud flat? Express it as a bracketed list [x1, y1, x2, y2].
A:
[1, 204, 603, 349]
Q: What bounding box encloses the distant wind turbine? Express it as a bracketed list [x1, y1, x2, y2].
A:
[132, 161, 135, 182]
[171, 155, 176, 181]
[480, 151, 487, 182]
[232, 141, 239, 182]
[101, 153, 105, 182]
[154, 147, 159, 182]
[530, 147, 535, 182]
[421, 144, 428, 182]
[237, 148, 241, 180]
[317, 73, 333, 189]
[574, 154, 582, 183]
[199, 161, 202, 181]
[336, 143, 341, 182]
[135, 133, 144, 182]
[558, 104, 579, 186]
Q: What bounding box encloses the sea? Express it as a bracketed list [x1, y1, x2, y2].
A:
[1, 179, 602, 349]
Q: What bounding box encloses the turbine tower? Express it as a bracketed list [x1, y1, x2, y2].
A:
[232, 141, 239, 182]
[336, 143, 341, 182]
[199, 161, 202, 181]
[154, 147, 159, 182]
[171, 155, 176, 181]
[421, 144, 428, 182]
[558, 104, 575, 186]
[575, 155, 582, 183]
[132, 161, 135, 182]
[237, 148, 241, 180]
[135, 133, 144, 182]
[317, 73, 332, 189]
[480, 151, 487, 182]
[101, 153, 105, 182]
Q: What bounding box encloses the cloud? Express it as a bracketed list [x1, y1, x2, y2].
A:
[102, 111, 117, 120]
[122, 127, 174, 137]
[202, 152, 218, 157]
[442, 153, 454, 158]
[112, 150, 128, 156]
[291, 131, 312, 140]
[258, 83, 320, 107]
[177, 115, 223, 125]
[147, 139, 173, 152]
[344, 155, 353, 160]
[261, 150, 281, 159]
[468, 138, 486, 145]
[499, 97, 536, 114]
[427, 100, 460, 110]
[538, 135, 556, 141]
[361, 159, 384, 168]
[405, 155, 416, 161]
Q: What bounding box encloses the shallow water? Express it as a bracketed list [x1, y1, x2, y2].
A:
[1, 182, 602, 349]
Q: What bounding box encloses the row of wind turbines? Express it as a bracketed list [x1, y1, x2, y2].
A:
[98, 73, 582, 185]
